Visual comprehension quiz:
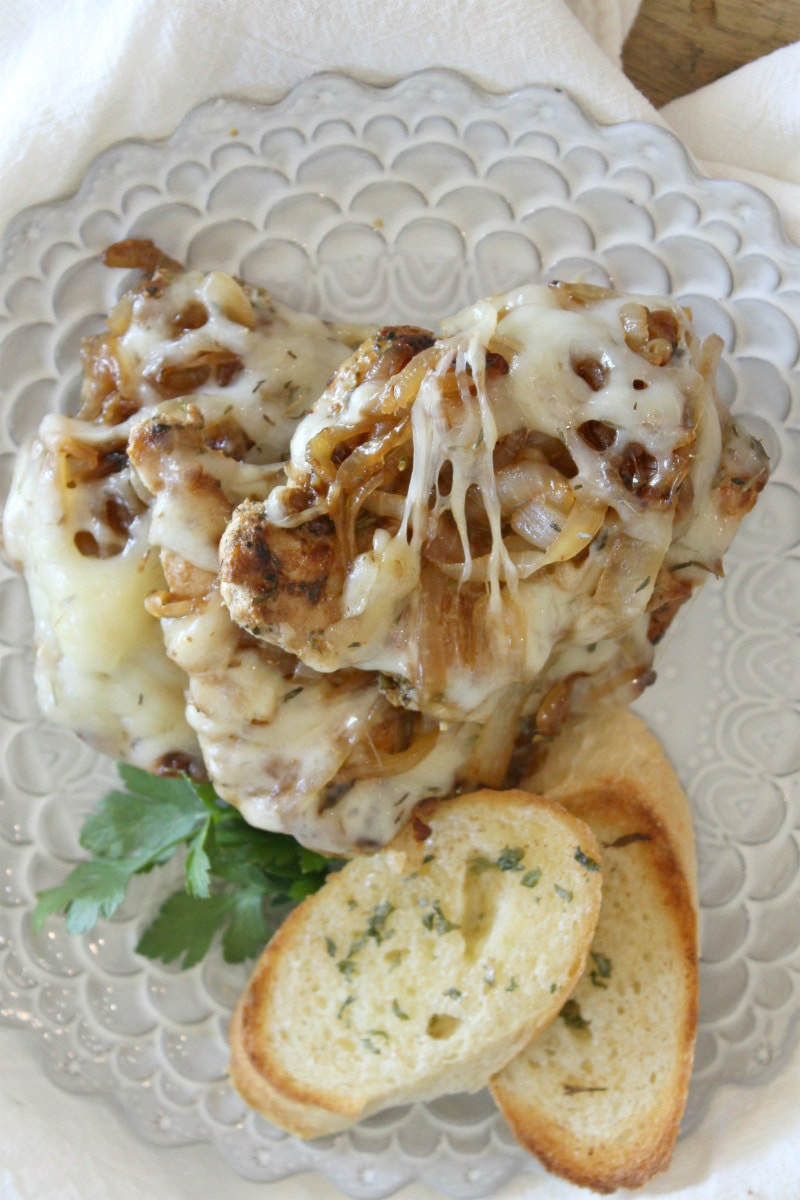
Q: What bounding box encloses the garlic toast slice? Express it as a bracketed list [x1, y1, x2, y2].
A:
[229, 788, 602, 1136]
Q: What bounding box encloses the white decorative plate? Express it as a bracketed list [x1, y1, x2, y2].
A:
[0, 71, 799, 1198]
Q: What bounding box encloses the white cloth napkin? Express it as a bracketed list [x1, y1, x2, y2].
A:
[3, 0, 798, 238]
[663, 41, 800, 244]
[1, 0, 652, 238]
[1, 2, 799, 1198]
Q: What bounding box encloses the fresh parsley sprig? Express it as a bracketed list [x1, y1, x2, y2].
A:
[32, 763, 341, 968]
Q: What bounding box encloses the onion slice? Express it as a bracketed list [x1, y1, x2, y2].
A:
[435, 498, 607, 582]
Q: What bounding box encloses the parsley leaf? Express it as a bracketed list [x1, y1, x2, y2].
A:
[136, 892, 234, 968]
[560, 998, 591, 1030]
[575, 846, 601, 873]
[80, 769, 206, 863]
[422, 899, 460, 934]
[221, 889, 273, 964]
[589, 950, 613, 988]
[470, 846, 526, 874]
[33, 764, 341, 968]
[33, 860, 133, 936]
[185, 820, 214, 898]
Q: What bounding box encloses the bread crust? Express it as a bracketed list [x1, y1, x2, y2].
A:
[229, 993, 354, 1137]
[526, 706, 697, 907]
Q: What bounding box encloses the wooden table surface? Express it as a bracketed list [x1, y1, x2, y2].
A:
[623, 0, 800, 107]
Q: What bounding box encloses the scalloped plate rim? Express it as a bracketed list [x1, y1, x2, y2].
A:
[0, 68, 799, 1199]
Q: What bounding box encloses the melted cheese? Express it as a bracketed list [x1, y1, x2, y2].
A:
[250, 284, 726, 724]
[2, 261, 366, 774]
[116, 271, 363, 462]
[2, 427, 196, 766]
[5, 259, 766, 856]
[126, 393, 480, 854]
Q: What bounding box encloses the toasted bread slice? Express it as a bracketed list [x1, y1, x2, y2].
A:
[491, 708, 698, 1193]
[527, 705, 697, 910]
[229, 789, 603, 1137]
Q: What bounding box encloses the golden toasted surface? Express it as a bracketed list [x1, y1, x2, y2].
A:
[526, 706, 697, 908]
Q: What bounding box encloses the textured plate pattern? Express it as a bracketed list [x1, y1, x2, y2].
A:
[1, 71, 799, 1197]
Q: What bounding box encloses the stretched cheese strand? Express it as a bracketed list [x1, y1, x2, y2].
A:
[221, 283, 766, 738]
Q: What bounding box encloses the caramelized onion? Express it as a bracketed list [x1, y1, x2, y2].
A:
[337, 726, 440, 782]
[465, 685, 528, 788]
